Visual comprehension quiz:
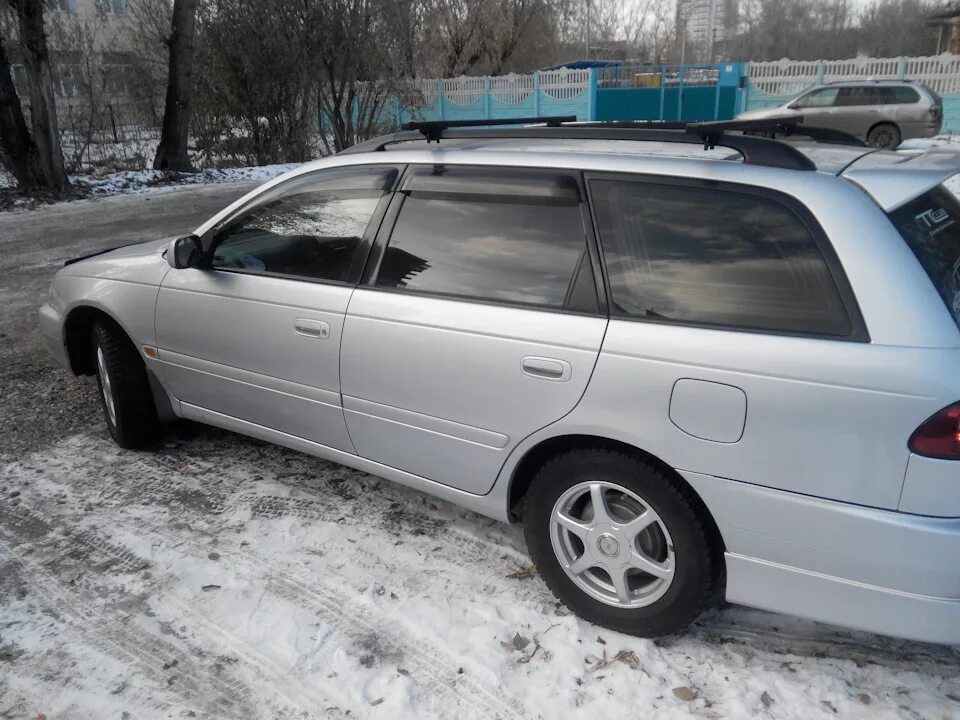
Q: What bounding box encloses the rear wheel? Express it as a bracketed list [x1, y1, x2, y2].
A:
[91, 321, 159, 449]
[867, 123, 901, 149]
[523, 449, 715, 636]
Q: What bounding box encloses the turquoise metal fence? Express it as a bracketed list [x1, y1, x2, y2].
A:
[594, 63, 745, 122]
[373, 63, 747, 130]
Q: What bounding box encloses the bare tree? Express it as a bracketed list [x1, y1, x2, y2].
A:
[425, 0, 554, 77]
[858, 0, 938, 57]
[8, 0, 68, 187]
[0, 27, 43, 187]
[727, 0, 856, 61]
[154, 0, 197, 171]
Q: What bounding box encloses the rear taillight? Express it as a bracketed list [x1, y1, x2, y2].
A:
[930, 105, 943, 121]
[909, 402, 960, 459]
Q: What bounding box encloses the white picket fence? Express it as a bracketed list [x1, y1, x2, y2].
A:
[748, 54, 960, 97]
[410, 67, 590, 108]
[537, 68, 591, 100]
[490, 74, 535, 105]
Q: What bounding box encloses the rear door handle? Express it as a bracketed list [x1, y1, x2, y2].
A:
[294, 318, 330, 339]
[521, 356, 571, 382]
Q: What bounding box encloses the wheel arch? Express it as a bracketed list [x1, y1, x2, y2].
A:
[866, 120, 900, 143]
[505, 433, 726, 575]
[63, 304, 128, 376]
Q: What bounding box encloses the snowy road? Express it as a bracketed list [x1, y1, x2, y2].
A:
[1, 186, 959, 719]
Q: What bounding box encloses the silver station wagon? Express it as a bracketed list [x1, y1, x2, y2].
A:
[40, 117, 960, 643]
[737, 80, 943, 149]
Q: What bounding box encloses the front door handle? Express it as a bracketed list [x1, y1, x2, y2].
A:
[294, 318, 330, 339]
[521, 356, 571, 382]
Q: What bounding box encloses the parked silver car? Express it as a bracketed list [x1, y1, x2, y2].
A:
[40, 120, 960, 643]
[737, 80, 942, 148]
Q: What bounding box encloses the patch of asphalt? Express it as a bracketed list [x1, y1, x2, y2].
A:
[0, 183, 256, 463]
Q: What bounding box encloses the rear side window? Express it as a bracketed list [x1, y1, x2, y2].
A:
[590, 179, 853, 336]
[376, 167, 597, 311]
[836, 86, 876, 106]
[887, 186, 960, 330]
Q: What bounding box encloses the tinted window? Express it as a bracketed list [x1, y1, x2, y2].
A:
[591, 180, 852, 336]
[836, 86, 877, 106]
[377, 169, 596, 310]
[887, 185, 960, 330]
[797, 87, 838, 107]
[212, 166, 396, 282]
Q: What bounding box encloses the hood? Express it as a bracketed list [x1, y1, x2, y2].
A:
[735, 106, 792, 121]
[59, 236, 175, 285]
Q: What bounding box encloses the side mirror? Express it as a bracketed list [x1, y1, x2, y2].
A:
[167, 235, 206, 269]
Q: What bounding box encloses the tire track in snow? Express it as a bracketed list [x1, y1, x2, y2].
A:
[4, 460, 530, 719]
[0, 535, 262, 719]
[145, 521, 528, 720]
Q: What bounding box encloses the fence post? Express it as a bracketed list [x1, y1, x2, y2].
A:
[484, 77, 491, 119]
[587, 67, 598, 121]
[677, 64, 685, 119]
[742, 65, 750, 114]
[533, 72, 541, 116]
[897, 57, 907, 80]
[816, 62, 825, 86]
[437, 79, 444, 121]
[659, 65, 666, 120]
[713, 69, 721, 120]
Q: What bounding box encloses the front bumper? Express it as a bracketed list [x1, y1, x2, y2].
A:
[684, 470, 960, 644]
[39, 302, 70, 372]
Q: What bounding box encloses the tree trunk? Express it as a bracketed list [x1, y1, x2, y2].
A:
[10, 0, 69, 188]
[0, 32, 45, 189]
[154, 0, 198, 172]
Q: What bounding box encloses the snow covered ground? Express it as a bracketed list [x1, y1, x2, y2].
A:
[0, 163, 301, 211]
[71, 164, 302, 198]
[2, 429, 959, 720]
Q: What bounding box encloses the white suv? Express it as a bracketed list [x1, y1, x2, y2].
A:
[39, 118, 960, 642]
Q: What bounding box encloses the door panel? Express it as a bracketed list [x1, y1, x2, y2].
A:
[157, 271, 356, 450]
[340, 290, 606, 493]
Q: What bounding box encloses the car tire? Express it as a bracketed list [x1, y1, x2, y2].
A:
[867, 123, 901, 149]
[91, 320, 159, 449]
[523, 449, 715, 637]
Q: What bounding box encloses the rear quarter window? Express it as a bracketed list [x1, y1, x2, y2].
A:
[589, 179, 854, 337]
[887, 185, 960, 330]
[888, 86, 920, 104]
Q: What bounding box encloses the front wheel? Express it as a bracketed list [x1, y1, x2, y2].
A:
[91, 321, 159, 449]
[523, 449, 716, 636]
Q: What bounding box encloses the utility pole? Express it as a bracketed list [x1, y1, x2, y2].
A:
[585, 0, 590, 60]
[679, 17, 687, 65]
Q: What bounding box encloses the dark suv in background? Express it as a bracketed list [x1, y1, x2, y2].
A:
[737, 80, 943, 148]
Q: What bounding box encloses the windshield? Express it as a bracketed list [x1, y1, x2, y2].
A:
[887, 184, 960, 330]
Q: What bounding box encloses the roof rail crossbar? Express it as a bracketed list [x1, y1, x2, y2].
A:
[402, 116, 577, 142]
[341, 125, 817, 170]
[686, 116, 867, 147]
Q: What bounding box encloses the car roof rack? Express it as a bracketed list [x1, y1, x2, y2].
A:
[342, 115, 864, 171]
[401, 115, 576, 142]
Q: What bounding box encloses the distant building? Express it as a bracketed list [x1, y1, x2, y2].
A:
[10, 0, 135, 104]
[927, 5, 960, 54]
[676, 0, 738, 63]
